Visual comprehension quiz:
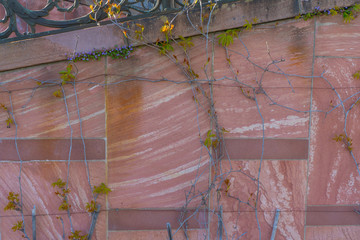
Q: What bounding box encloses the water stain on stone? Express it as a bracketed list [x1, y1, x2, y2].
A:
[106, 79, 143, 159]
[287, 26, 309, 67]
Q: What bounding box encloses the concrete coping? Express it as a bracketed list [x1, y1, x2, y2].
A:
[0, 0, 357, 72]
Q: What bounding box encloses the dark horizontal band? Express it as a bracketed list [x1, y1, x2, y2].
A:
[224, 138, 308, 160]
[0, 139, 105, 160]
[306, 205, 360, 226]
[108, 209, 207, 230]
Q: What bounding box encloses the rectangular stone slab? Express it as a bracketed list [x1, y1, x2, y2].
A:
[306, 205, 360, 226]
[0, 139, 105, 160]
[224, 138, 308, 160]
[108, 209, 207, 230]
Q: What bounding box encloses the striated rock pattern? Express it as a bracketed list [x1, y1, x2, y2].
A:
[0, 10, 360, 240]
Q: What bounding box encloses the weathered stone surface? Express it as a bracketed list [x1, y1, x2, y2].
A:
[1, 212, 107, 240]
[106, 43, 211, 209]
[212, 19, 314, 138]
[306, 205, 360, 226]
[306, 226, 360, 240]
[0, 161, 106, 239]
[316, 14, 360, 57]
[307, 58, 360, 205]
[212, 211, 304, 240]
[0, 60, 105, 138]
[0, 139, 105, 161]
[1, 0, 357, 70]
[2, 2, 360, 238]
[216, 160, 306, 240]
[213, 85, 311, 138]
[108, 209, 207, 230]
[1, 0, 301, 72]
[224, 138, 308, 160]
[106, 79, 210, 208]
[108, 229, 207, 240]
[300, 0, 357, 14]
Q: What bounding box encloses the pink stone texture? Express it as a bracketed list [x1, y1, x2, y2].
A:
[316, 14, 360, 57]
[212, 19, 314, 138]
[308, 58, 360, 205]
[0, 60, 106, 138]
[106, 79, 210, 208]
[1, 8, 360, 240]
[0, 162, 106, 239]
[108, 229, 207, 240]
[306, 205, 360, 226]
[306, 226, 360, 240]
[213, 160, 306, 240]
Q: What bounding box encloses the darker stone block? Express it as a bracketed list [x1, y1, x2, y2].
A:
[108, 209, 208, 230]
[224, 138, 308, 160]
[0, 139, 105, 160]
[1, 0, 300, 72]
[300, 0, 357, 14]
[306, 205, 360, 226]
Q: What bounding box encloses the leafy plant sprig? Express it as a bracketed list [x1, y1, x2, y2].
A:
[178, 35, 194, 51]
[204, 130, 219, 149]
[0, 103, 14, 128]
[59, 64, 75, 85]
[12, 220, 24, 232]
[353, 70, 360, 79]
[135, 24, 145, 40]
[68, 230, 88, 240]
[93, 183, 112, 196]
[52, 178, 72, 211]
[333, 134, 353, 152]
[4, 193, 28, 238]
[53, 64, 75, 98]
[217, 29, 240, 47]
[85, 183, 111, 213]
[4, 192, 21, 211]
[156, 40, 174, 55]
[243, 17, 258, 30]
[216, 18, 258, 47]
[85, 200, 97, 213]
[11, 220, 29, 239]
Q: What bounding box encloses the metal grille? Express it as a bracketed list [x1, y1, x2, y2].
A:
[0, 0, 203, 42]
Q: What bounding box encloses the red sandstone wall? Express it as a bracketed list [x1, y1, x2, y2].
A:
[1, 12, 360, 240]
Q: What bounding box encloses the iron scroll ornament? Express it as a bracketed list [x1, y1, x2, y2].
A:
[0, 0, 162, 39]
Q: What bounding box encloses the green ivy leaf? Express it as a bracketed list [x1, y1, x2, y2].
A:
[343, 11, 355, 23]
[353, 71, 360, 79]
[93, 183, 112, 195]
[217, 33, 233, 47]
[69, 230, 88, 240]
[52, 178, 66, 188]
[243, 20, 253, 30]
[178, 35, 194, 50]
[11, 221, 23, 232]
[352, 3, 360, 12]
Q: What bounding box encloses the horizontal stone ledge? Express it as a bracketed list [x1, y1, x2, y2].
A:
[0, 0, 357, 72]
[306, 205, 360, 226]
[0, 139, 105, 160]
[224, 138, 308, 160]
[108, 209, 207, 230]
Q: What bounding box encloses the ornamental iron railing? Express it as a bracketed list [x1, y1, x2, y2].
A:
[0, 0, 200, 42]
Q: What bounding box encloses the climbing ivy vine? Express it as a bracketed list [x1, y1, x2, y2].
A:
[2, 2, 360, 240]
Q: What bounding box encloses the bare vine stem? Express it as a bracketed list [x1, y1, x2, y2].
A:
[2, 4, 360, 239]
